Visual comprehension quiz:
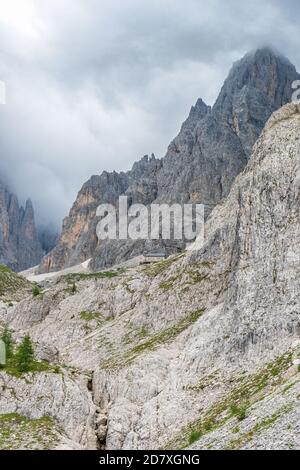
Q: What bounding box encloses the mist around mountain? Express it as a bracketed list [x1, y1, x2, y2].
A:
[0, 181, 43, 271]
[39, 48, 300, 274]
[1, 44, 300, 453]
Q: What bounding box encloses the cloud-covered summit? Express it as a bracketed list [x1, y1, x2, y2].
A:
[0, 0, 299, 226]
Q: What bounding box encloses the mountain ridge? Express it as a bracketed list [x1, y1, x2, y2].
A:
[1, 102, 299, 449]
[39, 47, 300, 273]
[0, 181, 43, 271]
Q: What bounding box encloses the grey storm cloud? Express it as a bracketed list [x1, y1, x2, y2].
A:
[0, 0, 299, 226]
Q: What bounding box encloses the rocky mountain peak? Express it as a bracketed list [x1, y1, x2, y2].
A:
[130, 154, 162, 181]
[4, 103, 300, 451]
[0, 182, 43, 271]
[181, 98, 211, 132]
[22, 199, 34, 220]
[215, 47, 298, 109]
[39, 49, 300, 273]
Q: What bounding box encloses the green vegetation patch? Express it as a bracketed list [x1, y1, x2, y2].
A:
[32, 284, 42, 297]
[0, 328, 60, 377]
[0, 264, 31, 302]
[164, 351, 293, 449]
[159, 274, 181, 291]
[282, 380, 299, 394]
[159, 261, 213, 291]
[186, 270, 209, 285]
[226, 405, 293, 450]
[1, 355, 59, 378]
[188, 430, 202, 445]
[79, 311, 114, 328]
[182, 262, 214, 287]
[144, 253, 185, 278]
[101, 308, 204, 370]
[189, 371, 220, 392]
[0, 265, 12, 273]
[229, 402, 248, 421]
[123, 326, 150, 345]
[61, 269, 125, 285]
[0, 413, 60, 450]
[80, 311, 103, 321]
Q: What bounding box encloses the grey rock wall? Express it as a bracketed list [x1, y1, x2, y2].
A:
[0, 182, 43, 271]
[39, 48, 300, 273]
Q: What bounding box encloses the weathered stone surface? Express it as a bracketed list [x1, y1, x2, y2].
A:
[39, 48, 300, 273]
[39, 155, 162, 272]
[2, 103, 300, 449]
[0, 183, 43, 271]
[0, 371, 97, 449]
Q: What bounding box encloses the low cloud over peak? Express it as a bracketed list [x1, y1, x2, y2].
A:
[0, 0, 299, 227]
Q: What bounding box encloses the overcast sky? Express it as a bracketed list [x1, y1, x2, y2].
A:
[0, 0, 299, 227]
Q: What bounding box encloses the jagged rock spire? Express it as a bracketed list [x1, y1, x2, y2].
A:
[0, 182, 43, 271]
[39, 49, 300, 273]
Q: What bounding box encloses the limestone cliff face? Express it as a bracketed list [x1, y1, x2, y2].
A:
[157, 48, 300, 206]
[40, 48, 300, 273]
[2, 103, 300, 450]
[0, 183, 43, 271]
[39, 155, 162, 272]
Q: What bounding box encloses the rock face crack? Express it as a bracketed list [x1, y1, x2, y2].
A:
[86, 371, 108, 450]
[95, 409, 108, 450]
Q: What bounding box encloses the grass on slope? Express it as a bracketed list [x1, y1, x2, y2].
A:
[225, 404, 293, 450]
[60, 269, 125, 285]
[0, 264, 31, 302]
[164, 351, 294, 449]
[143, 253, 185, 278]
[0, 355, 60, 378]
[101, 308, 204, 370]
[0, 413, 61, 450]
